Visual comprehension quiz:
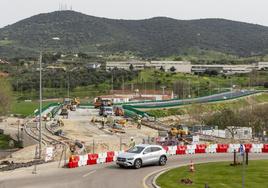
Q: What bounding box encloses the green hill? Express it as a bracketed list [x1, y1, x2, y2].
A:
[1, 10, 268, 58]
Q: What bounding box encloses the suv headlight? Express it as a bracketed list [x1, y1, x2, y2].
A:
[127, 158, 134, 160]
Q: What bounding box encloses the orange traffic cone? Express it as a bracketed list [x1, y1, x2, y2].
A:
[189, 160, 195, 172]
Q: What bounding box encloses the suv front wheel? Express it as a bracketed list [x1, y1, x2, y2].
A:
[159, 156, 167, 166]
[134, 159, 142, 169]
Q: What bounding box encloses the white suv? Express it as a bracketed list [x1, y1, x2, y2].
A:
[116, 144, 167, 169]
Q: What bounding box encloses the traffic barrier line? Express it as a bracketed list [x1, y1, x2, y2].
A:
[67, 143, 267, 169]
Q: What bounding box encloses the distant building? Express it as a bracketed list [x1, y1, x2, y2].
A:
[95, 90, 173, 104]
[95, 95, 130, 103]
[0, 59, 10, 64]
[150, 61, 192, 73]
[106, 60, 148, 71]
[85, 63, 101, 69]
[105, 59, 266, 74]
[257, 62, 268, 70]
[45, 66, 66, 71]
[191, 64, 255, 74]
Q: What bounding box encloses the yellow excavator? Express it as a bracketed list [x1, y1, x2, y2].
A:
[71, 97, 80, 106]
[168, 125, 190, 137]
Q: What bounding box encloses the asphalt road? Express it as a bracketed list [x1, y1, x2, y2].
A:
[0, 153, 267, 188]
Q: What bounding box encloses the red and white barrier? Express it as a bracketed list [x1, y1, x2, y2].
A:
[216, 144, 229, 153]
[97, 152, 107, 164]
[262, 144, 268, 153]
[244, 143, 252, 153]
[68, 143, 267, 168]
[228, 144, 240, 153]
[167, 146, 177, 155]
[176, 145, 186, 155]
[206, 144, 217, 153]
[251, 144, 263, 153]
[87, 154, 98, 165]
[78, 155, 88, 167]
[186, 144, 196, 154]
[106, 151, 115, 162]
[195, 144, 206, 154]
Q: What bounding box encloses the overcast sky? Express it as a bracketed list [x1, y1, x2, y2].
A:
[1, 0, 268, 28]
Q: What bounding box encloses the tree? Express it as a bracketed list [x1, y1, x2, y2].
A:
[204, 69, 218, 76]
[204, 108, 244, 140]
[187, 103, 207, 130]
[160, 66, 165, 72]
[169, 66, 176, 72]
[0, 78, 12, 116]
[173, 80, 186, 99]
[174, 56, 183, 61]
[129, 64, 134, 71]
[264, 82, 268, 88]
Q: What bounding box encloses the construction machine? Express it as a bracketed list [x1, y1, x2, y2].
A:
[116, 119, 127, 127]
[109, 123, 126, 133]
[63, 98, 72, 110]
[169, 127, 189, 137]
[71, 97, 80, 106]
[94, 97, 113, 108]
[115, 107, 124, 116]
[60, 106, 69, 118]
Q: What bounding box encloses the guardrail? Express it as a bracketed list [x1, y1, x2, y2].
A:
[122, 90, 261, 118]
[34, 102, 61, 116]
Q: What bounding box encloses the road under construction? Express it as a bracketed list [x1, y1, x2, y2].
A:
[0, 90, 267, 171]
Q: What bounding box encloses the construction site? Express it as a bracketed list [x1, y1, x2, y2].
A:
[1, 89, 267, 171]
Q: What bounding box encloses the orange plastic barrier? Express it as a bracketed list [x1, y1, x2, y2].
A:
[68, 155, 79, 168]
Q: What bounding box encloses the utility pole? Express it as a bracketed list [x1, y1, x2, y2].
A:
[111, 73, 114, 94]
[122, 75, 125, 93]
[188, 79, 191, 98]
[160, 86, 166, 95]
[67, 71, 70, 98]
[231, 77, 233, 98]
[197, 80, 200, 98]
[39, 52, 43, 159]
[242, 152, 245, 188]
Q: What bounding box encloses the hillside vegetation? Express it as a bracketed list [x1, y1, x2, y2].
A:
[1, 11, 268, 58]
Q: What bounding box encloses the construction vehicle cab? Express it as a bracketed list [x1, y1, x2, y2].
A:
[94, 97, 113, 108]
[99, 106, 113, 117]
[71, 97, 80, 106]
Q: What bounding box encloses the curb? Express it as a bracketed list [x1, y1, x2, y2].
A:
[144, 155, 268, 188]
[142, 165, 182, 188]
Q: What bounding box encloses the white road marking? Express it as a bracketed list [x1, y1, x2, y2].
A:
[83, 170, 96, 178]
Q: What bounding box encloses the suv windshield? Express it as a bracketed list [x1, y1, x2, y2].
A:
[127, 146, 145, 154]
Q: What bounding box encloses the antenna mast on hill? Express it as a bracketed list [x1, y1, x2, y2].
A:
[58, 2, 73, 11]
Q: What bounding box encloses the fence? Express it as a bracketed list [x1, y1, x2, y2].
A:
[83, 136, 158, 154]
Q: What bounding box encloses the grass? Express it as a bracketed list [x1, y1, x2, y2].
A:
[10, 100, 53, 116]
[0, 134, 13, 149]
[0, 39, 14, 46]
[156, 160, 268, 188]
[253, 93, 268, 103]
